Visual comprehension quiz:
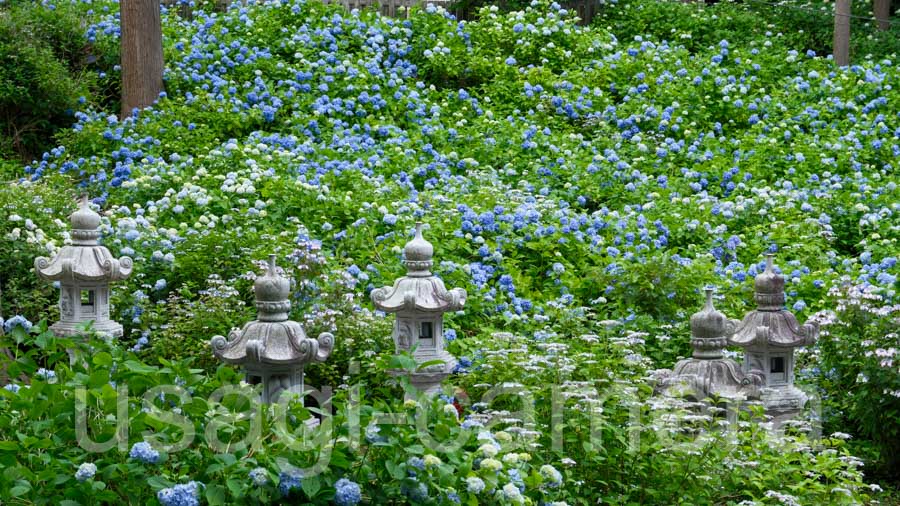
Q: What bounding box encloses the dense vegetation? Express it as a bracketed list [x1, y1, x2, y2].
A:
[0, 0, 898, 503]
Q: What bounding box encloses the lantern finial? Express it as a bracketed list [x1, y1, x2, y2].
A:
[254, 255, 291, 321]
[403, 221, 434, 277]
[69, 195, 101, 243]
[754, 253, 785, 311]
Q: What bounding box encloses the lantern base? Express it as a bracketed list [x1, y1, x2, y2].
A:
[50, 319, 123, 338]
[760, 386, 808, 426]
[243, 367, 306, 405]
[389, 368, 452, 401]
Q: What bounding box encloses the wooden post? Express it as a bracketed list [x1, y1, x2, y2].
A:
[874, 0, 891, 30]
[833, 0, 851, 67]
[120, 0, 165, 118]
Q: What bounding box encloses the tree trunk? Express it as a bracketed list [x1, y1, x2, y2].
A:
[874, 0, 891, 30]
[120, 0, 164, 118]
[834, 0, 851, 67]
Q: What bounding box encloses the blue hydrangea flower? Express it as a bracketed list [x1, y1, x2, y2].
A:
[407, 456, 425, 471]
[3, 384, 20, 393]
[157, 481, 202, 506]
[128, 442, 160, 464]
[279, 469, 303, 495]
[3, 315, 32, 333]
[75, 462, 97, 482]
[402, 481, 428, 502]
[466, 476, 485, 494]
[35, 368, 56, 382]
[334, 478, 362, 506]
[540, 464, 563, 488]
[249, 467, 268, 486]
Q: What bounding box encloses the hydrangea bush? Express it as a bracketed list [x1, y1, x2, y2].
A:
[0, 0, 898, 501]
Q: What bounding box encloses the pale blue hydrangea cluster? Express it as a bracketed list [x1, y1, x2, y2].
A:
[249, 467, 268, 486]
[35, 368, 56, 381]
[334, 478, 362, 506]
[3, 315, 32, 333]
[279, 469, 303, 496]
[540, 464, 563, 488]
[402, 481, 429, 502]
[157, 481, 202, 506]
[128, 442, 160, 464]
[130, 330, 150, 352]
[75, 462, 97, 482]
[466, 476, 485, 494]
[365, 422, 386, 443]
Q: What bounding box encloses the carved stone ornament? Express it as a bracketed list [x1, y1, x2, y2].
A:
[728, 254, 820, 423]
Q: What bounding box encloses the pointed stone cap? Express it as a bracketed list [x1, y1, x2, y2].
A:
[691, 287, 729, 340]
[754, 254, 785, 311]
[404, 222, 433, 277]
[253, 255, 291, 321]
[70, 195, 101, 244]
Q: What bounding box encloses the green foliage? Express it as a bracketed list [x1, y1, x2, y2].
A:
[0, 1, 115, 161]
[0, 320, 880, 504]
[814, 285, 900, 480]
[597, 0, 900, 60]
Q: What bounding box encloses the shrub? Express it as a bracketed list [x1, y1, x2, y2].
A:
[814, 283, 900, 480]
[0, 1, 115, 161]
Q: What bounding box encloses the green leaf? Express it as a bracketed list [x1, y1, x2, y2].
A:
[0, 441, 19, 451]
[146, 475, 173, 490]
[386, 460, 405, 480]
[226, 477, 244, 497]
[123, 360, 158, 374]
[205, 483, 227, 505]
[92, 352, 113, 367]
[9, 483, 30, 497]
[301, 475, 321, 498]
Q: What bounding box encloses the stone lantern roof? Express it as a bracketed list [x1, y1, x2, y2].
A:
[729, 255, 818, 348]
[371, 223, 466, 313]
[212, 255, 333, 367]
[34, 196, 133, 282]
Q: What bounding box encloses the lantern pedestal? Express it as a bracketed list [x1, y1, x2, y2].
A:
[389, 363, 455, 401]
[50, 318, 123, 338]
[759, 387, 808, 426]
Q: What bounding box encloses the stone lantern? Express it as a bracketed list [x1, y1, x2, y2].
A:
[656, 287, 763, 401]
[729, 255, 818, 421]
[371, 222, 466, 398]
[34, 196, 133, 337]
[211, 255, 334, 404]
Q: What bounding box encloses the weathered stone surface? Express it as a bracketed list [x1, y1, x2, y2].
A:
[729, 255, 819, 421]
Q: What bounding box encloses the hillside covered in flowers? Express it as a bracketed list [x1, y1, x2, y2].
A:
[0, 0, 898, 503]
